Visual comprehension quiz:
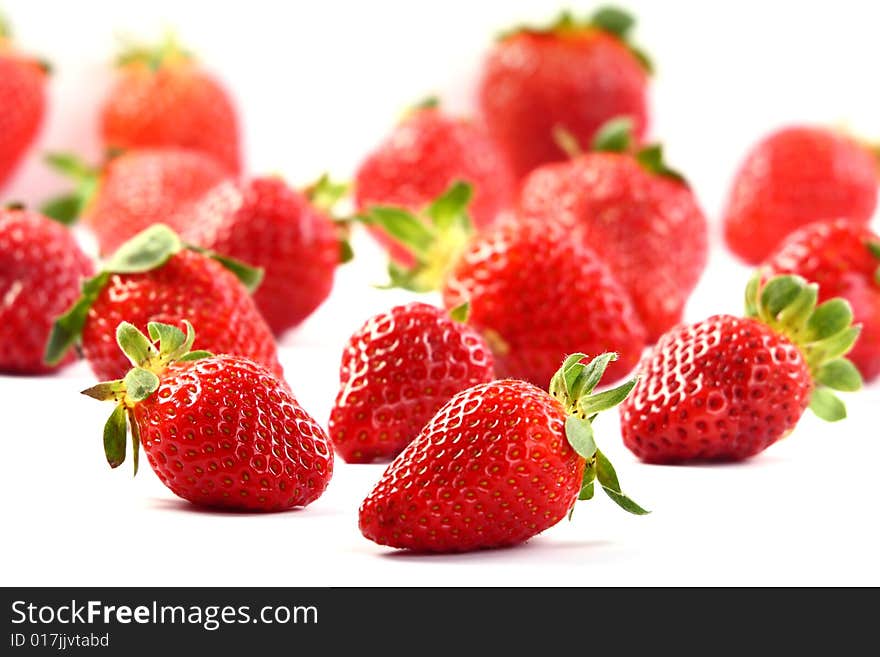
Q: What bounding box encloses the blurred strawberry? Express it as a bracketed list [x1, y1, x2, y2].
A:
[100, 35, 241, 173]
[478, 6, 651, 179]
[0, 17, 47, 190]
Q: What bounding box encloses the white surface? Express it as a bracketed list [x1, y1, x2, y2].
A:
[1, 0, 879, 586]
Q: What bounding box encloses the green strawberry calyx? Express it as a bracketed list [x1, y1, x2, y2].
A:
[357, 180, 474, 292]
[585, 116, 688, 185]
[43, 224, 262, 366]
[549, 352, 649, 517]
[304, 174, 355, 264]
[499, 6, 653, 74]
[745, 272, 863, 422]
[116, 32, 194, 71]
[865, 239, 880, 285]
[81, 320, 212, 474]
[40, 153, 102, 225]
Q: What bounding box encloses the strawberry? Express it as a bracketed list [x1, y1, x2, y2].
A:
[83, 320, 332, 510]
[355, 101, 514, 261]
[44, 224, 282, 382]
[520, 118, 708, 341]
[328, 302, 495, 464]
[100, 36, 241, 173]
[179, 175, 347, 335]
[0, 206, 92, 374]
[362, 182, 647, 386]
[0, 17, 48, 189]
[359, 352, 647, 552]
[620, 274, 862, 464]
[43, 148, 231, 255]
[764, 218, 880, 382]
[478, 7, 651, 179]
[723, 126, 878, 264]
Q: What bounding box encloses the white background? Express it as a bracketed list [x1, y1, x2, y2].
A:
[1, 0, 878, 586]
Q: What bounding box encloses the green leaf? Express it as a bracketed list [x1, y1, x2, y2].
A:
[628, 45, 654, 75]
[103, 404, 128, 469]
[123, 367, 160, 403]
[815, 358, 863, 392]
[44, 152, 97, 181]
[177, 349, 213, 362]
[744, 270, 762, 318]
[805, 299, 854, 342]
[366, 206, 434, 258]
[412, 96, 440, 111]
[339, 239, 354, 264]
[128, 410, 140, 476]
[563, 362, 586, 398]
[577, 378, 638, 416]
[43, 272, 110, 365]
[578, 458, 597, 500]
[591, 117, 634, 153]
[104, 224, 183, 273]
[602, 487, 651, 515]
[426, 181, 473, 231]
[809, 387, 847, 422]
[807, 326, 861, 366]
[448, 301, 470, 323]
[595, 450, 649, 514]
[81, 379, 125, 402]
[590, 5, 635, 37]
[777, 283, 818, 330]
[866, 240, 880, 261]
[579, 481, 595, 501]
[305, 174, 349, 212]
[635, 145, 687, 184]
[40, 193, 84, 225]
[759, 275, 805, 320]
[574, 352, 617, 398]
[148, 322, 185, 356]
[564, 415, 597, 460]
[116, 322, 156, 367]
[207, 252, 264, 293]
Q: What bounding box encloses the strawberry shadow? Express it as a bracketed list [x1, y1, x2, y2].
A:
[375, 538, 615, 562]
[146, 497, 343, 517]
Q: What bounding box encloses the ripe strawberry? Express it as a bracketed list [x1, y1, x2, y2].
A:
[723, 126, 878, 264]
[100, 36, 241, 173]
[764, 218, 880, 382]
[478, 7, 651, 179]
[359, 352, 647, 552]
[520, 118, 708, 341]
[328, 302, 495, 464]
[620, 274, 862, 463]
[44, 224, 281, 382]
[0, 18, 48, 189]
[0, 206, 92, 374]
[83, 320, 332, 510]
[179, 175, 346, 335]
[43, 148, 230, 255]
[355, 101, 514, 261]
[362, 182, 647, 386]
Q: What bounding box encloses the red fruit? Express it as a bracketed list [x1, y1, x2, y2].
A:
[478, 8, 650, 179]
[180, 176, 342, 335]
[83, 321, 332, 511]
[764, 218, 880, 382]
[100, 38, 241, 173]
[620, 275, 862, 464]
[0, 22, 47, 189]
[520, 122, 708, 341]
[328, 302, 495, 464]
[45, 224, 281, 382]
[359, 352, 647, 552]
[723, 126, 878, 264]
[0, 207, 92, 373]
[355, 103, 514, 261]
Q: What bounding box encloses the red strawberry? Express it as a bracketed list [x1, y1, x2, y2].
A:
[0, 206, 92, 373]
[83, 320, 332, 511]
[723, 126, 878, 264]
[43, 148, 231, 255]
[179, 175, 345, 335]
[478, 7, 650, 179]
[44, 224, 281, 382]
[362, 182, 647, 386]
[328, 302, 495, 464]
[355, 101, 514, 261]
[620, 274, 862, 463]
[0, 19, 47, 189]
[520, 118, 708, 341]
[100, 36, 241, 173]
[764, 218, 880, 382]
[359, 352, 647, 552]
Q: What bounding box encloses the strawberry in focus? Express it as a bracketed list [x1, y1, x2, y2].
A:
[0, 206, 92, 374]
[723, 126, 878, 264]
[328, 302, 495, 464]
[620, 274, 862, 463]
[45, 224, 282, 381]
[43, 148, 230, 255]
[478, 6, 650, 179]
[359, 352, 647, 553]
[361, 182, 647, 386]
[180, 175, 346, 335]
[83, 320, 332, 511]
[764, 218, 880, 382]
[355, 101, 514, 263]
[520, 118, 708, 341]
[0, 17, 47, 190]
[100, 35, 241, 173]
